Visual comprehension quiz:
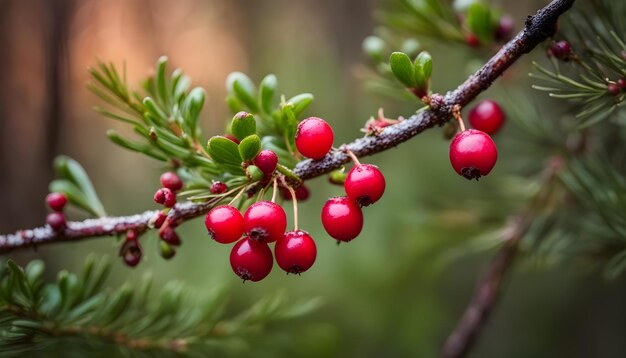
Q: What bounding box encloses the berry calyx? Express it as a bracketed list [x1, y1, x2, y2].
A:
[243, 201, 287, 243]
[160, 172, 183, 192]
[154, 188, 176, 208]
[550, 41, 572, 61]
[281, 185, 310, 201]
[275, 230, 317, 274]
[468, 100, 506, 135]
[253, 150, 278, 175]
[159, 226, 181, 246]
[205, 205, 244, 244]
[46, 192, 67, 212]
[295, 117, 334, 160]
[230, 237, 273, 282]
[345, 164, 386, 207]
[210, 181, 228, 194]
[46, 212, 66, 232]
[449, 129, 498, 180]
[321, 197, 363, 242]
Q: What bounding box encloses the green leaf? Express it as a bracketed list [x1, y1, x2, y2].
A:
[106, 130, 167, 162]
[238, 135, 262, 162]
[52, 156, 106, 217]
[226, 72, 259, 113]
[466, 2, 494, 44]
[287, 93, 314, 118]
[207, 136, 242, 166]
[245, 165, 264, 181]
[389, 52, 416, 87]
[183, 87, 205, 137]
[226, 94, 243, 114]
[259, 74, 277, 114]
[155, 56, 170, 109]
[413, 51, 433, 91]
[231, 112, 257, 140]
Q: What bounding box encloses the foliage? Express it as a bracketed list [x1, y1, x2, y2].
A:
[0, 256, 321, 356]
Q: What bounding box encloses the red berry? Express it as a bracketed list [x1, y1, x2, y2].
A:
[253, 150, 278, 175]
[154, 211, 167, 228]
[205, 205, 244, 244]
[159, 226, 181, 246]
[321, 197, 363, 242]
[345, 164, 386, 207]
[46, 212, 66, 232]
[465, 33, 480, 48]
[608, 83, 620, 96]
[120, 239, 142, 267]
[449, 129, 498, 180]
[126, 229, 138, 241]
[295, 117, 334, 160]
[495, 16, 514, 41]
[160, 172, 183, 192]
[230, 237, 273, 282]
[210, 181, 228, 194]
[618, 78, 626, 89]
[154, 188, 176, 208]
[243, 201, 287, 243]
[275, 230, 317, 274]
[550, 41, 571, 61]
[46, 192, 67, 212]
[281, 185, 310, 202]
[468, 100, 506, 135]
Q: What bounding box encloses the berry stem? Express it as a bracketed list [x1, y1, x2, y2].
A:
[286, 185, 299, 231]
[345, 148, 362, 166]
[271, 177, 278, 203]
[452, 104, 466, 132]
[228, 186, 248, 206]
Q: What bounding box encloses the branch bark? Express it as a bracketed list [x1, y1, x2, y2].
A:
[0, 0, 575, 255]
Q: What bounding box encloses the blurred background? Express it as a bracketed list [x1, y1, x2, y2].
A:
[1, 0, 626, 357]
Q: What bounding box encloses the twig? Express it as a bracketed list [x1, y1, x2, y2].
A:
[0, 0, 575, 254]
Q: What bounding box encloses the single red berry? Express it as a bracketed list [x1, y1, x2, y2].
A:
[449, 129, 498, 180]
[608, 83, 620, 96]
[618, 78, 626, 90]
[154, 211, 167, 228]
[295, 117, 334, 160]
[344, 164, 386, 207]
[253, 150, 278, 175]
[154, 188, 176, 207]
[230, 237, 273, 282]
[550, 41, 571, 61]
[46, 192, 67, 212]
[321, 197, 363, 242]
[120, 239, 142, 267]
[281, 185, 310, 202]
[275, 230, 317, 274]
[495, 16, 514, 41]
[160, 172, 183, 192]
[465, 33, 480, 48]
[46, 212, 66, 232]
[225, 134, 240, 144]
[205, 205, 244, 244]
[243, 201, 287, 243]
[210, 181, 228, 194]
[159, 226, 181, 246]
[468, 100, 506, 135]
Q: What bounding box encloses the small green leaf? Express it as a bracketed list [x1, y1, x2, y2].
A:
[287, 93, 314, 117]
[226, 72, 259, 113]
[106, 130, 167, 162]
[466, 3, 495, 44]
[259, 74, 277, 114]
[208, 136, 243, 171]
[226, 94, 243, 114]
[231, 112, 257, 140]
[246, 165, 264, 181]
[238, 135, 262, 162]
[389, 52, 416, 87]
[155, 56, 170, 109]
[413, 51, 433, 91]
[53, 156, 106, 217]
[183, 87, 205, 137]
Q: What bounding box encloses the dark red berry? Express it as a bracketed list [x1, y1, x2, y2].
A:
[154, 211, 167, 228]
[230, 237, 273, 282]
[253, 150, 279, 175]
[120, 239, 142, 267]
[160, 172, 183, 192]
[449, 129, 498, 180]
[295, 117, 334, 160]
[210, 181, 228, 194]
[205, 205, 244, 244]
[465, 33, 480, 48]
[281, 185, 310, 202]
[159, 226, 181, 246]
[468, 100, 506, 135]
[618, 78, 626, 89]
[154, 188, 176, 208]
[608, 83, 620, 96]
[321, 197, 363, 242]
[243, 201, 287, 243]
[344, 164, 386, 207]
[495, 16, 514, 41]
[46, 192, 67, 212]
[550, 41, 571, 61]
[46, 212, 66, 232]
[275, 230, 317, 274]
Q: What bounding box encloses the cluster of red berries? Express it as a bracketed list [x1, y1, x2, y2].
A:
[45, 192, 68, 232]
[449, 100, 504, 180]
[608, 78, 626, 96]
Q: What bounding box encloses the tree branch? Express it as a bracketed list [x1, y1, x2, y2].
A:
[0, 0, 575, 254]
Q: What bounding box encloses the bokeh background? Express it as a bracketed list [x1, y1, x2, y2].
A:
[1, 0, 626, 357]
